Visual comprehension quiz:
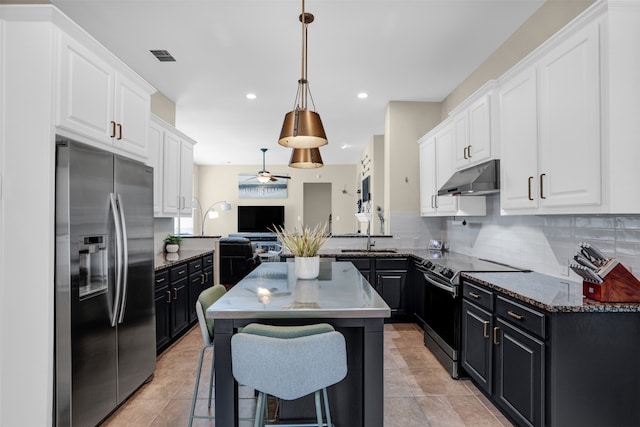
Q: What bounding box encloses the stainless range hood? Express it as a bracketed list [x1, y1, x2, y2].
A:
[438, 159, 500, 196]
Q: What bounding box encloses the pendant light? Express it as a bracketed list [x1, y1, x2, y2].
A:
[278, 0, 328, 150]
[289, 147, 324, 169]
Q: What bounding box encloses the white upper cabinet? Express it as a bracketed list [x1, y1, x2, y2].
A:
[500, 18, 602, 214]
[538, 22, 601, 209]
[500, 68, 539, 211]
[150, 115, 196, 218]
[418, 121, 486, 217]
[56, 31, 153, 160]
[451, 81, 498, 170]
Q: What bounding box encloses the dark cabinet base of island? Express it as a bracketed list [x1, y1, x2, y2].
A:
[462, 277, 640, 427]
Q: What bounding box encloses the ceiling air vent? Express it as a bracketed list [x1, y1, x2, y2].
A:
[150, 50, 176, 62]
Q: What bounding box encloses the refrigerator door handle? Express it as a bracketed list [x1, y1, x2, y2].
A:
[110, 193, 123, 327]
[116, 193, 129, 324]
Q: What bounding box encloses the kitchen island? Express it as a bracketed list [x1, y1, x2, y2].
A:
[207, 261, 391, 427]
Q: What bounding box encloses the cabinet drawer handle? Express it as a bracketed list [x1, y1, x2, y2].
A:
[173, 288, 178, 300]
[539, 173, 546, 199]
[468, 292, 481, 299]
[528, 176, 534, 201]
[493, 327, 500, 345]
[110, 121, 117, 138]
[507, 310, 523, 320]
[467, 145, 472, 158]
[166, 290, 171, 304]
[483, 321, 489, 338]
[177, 270, 185, 275]
[117, 123, 123, 140]
[156, 277, 165, 284]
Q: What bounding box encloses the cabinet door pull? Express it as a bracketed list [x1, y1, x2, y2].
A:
[173, 288, 178, 300]
[166, 290, 171, 304]
[493, 327, 500, 345]
[483, 321, 490, 338]
[201, 273, 205, 285]
[117, 123, 123, 140]
[539, 173, 546, 199]
[110, 120, 117, 138]
[468, 292, 481, 299]
[467, 145, 472, 158]
[528, 176, 534, 201]
[507, 310, 523, 320]
[463, 146, 468, 159]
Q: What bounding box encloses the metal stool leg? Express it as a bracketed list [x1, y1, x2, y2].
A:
[208, 348, 214, 408]
[189, 344, 215, 426]
[322, 388, 332, 427]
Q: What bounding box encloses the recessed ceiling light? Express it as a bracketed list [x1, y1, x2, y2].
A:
[357, 92, 368, 99]
[246, 93, 257, 100]
[341, 144, 350, 149]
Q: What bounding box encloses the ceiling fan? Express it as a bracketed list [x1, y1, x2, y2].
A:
[254, 148, 291, 183]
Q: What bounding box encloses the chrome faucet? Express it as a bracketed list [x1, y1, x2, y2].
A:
[366, 219, 375, 251]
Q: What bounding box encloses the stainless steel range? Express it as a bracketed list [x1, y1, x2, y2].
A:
[415, 252, 521, 378]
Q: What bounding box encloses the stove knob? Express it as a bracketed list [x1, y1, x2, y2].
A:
[425, 261, 433, 269]
[442, 268, 452, 279]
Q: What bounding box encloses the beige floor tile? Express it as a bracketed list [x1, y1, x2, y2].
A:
[402, 367, 472, 396]
[101, 398, 170, 427]
[384, 397, 431, 427]
[384, 368, 414, 397]
[416, 394, 508, 427]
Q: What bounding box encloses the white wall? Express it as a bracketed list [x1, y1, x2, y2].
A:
[196, 163, 358, 236]
[0, 15, 56, 426]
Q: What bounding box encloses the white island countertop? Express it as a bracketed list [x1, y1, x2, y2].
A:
[207, 261, 391, 319]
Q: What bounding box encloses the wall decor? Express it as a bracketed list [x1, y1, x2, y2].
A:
[238, 173, 288, 199]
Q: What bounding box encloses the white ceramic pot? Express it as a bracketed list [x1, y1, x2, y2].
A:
[294, 279, 320, 303]
[294, 256, 320, 280]
[165, 243, 179, 253]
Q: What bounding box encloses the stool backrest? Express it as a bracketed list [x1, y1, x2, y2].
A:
[196, 284, 227, 345]
[231, 331, 347, 400]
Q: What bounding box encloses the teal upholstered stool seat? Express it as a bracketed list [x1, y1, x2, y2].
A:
[188, 284, 226, 426]
[231, 323, 347, 427]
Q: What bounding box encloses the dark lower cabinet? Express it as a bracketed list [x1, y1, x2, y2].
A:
[494, 318, 544, 427]
[154, 270, 171, 352]
[461, 299, 492, 394]
[155, 252, 215, 354]
[169, 274, 189, 337]
[462, 283, 544, 427]
[462, 277, 640, 427]
[336, 257, 409, 321]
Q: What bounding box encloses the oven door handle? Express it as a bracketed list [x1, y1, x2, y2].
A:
[423, 273, 457, 297]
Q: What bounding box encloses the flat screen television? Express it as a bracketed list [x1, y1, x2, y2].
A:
[237, 205, 285, 233]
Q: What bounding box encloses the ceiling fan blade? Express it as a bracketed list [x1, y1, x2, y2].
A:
[271, 175, 292, 179]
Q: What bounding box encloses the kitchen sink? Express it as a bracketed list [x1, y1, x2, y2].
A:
[340, 249, 397, 253]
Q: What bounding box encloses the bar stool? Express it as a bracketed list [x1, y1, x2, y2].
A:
[231, 323, 348, 427]
[188, 284, 226, 426]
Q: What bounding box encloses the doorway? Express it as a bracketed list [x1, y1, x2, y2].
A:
[303, 183, 332, 232]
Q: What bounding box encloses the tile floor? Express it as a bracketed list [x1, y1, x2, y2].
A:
[102, 323, 512, 427]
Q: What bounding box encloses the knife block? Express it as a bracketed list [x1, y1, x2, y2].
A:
[582, 260, 640, 302]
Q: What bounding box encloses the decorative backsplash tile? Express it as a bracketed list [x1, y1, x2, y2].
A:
[432, 195, 640, 280]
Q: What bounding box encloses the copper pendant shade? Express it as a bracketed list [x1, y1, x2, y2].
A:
[279, 0, 328, 154]
[289, 147, 324, 169]
[279, 109, 327, 149]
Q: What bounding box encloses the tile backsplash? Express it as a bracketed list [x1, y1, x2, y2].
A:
[440, 195, 640, 280]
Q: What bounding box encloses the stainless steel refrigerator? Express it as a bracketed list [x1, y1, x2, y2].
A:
[55, 138, 156, 427]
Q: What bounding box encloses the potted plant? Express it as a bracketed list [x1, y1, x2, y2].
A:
[271, 223, 329, 279]
[163, 235, 183, 253]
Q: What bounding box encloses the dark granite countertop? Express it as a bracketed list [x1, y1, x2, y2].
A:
[155, 249, 215, 271]
[462, 271, 640, 313]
